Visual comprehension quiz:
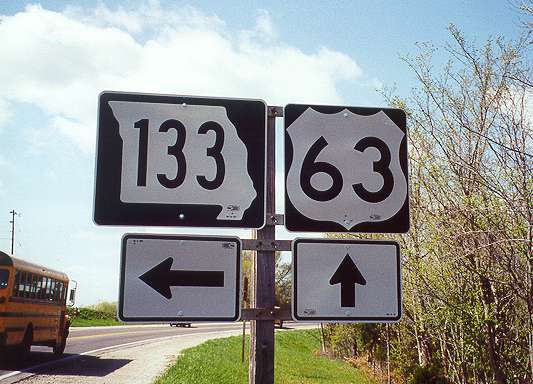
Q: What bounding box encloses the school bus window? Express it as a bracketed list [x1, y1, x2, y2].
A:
[13, 270, 20, 296]
[41, 276, 47, 300]
[16, 271, 23, 297]
[47, 278, 53, 301]
[22, 272, 27, 297]
[25, 273, 33, 298]
[61, 285, 67, 303]
[42, 276, 49, 300]
[36, 275, 42, 299]
[28, 273, 34, 298]
[30, 274, 38, 299]
[55, 281, 62, 302]
[55, 282, 61, 301]
[36, 275, 43, 300]
[49, 280, 56, 301]
[0, 269, 8, 289]
[39, 276, 46, 299]
[21, 272, 29, 297]
[36, 275, 41, 299]
[20, 271, 27, 297]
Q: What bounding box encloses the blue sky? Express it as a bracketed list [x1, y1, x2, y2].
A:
[0, 0, 527, 305]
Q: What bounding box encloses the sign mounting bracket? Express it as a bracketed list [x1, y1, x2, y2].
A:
[242, 239, 291, 252]
[266, 213, 284, 226]
[268, 106, 284, 118]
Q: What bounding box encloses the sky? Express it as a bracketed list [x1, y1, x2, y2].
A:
[0, 0, 528, 306]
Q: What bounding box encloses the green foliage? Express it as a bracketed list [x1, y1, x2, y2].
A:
[326, 21, 532, 384]
[327, 324, 360, 357]
[241, 250, 292, 308]
[75, 307, 116, 320]
[67, 303, 121, 327]
[86, 301, 117, 315]
[275, 253, 291, 306]
[409, 364, 449, 384]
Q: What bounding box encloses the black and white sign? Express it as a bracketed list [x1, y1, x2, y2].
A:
[284, 104, 409, 233]
[292, 238, 401, 322]
[94, 91, 266, 228]
[119, 234, 241, 322]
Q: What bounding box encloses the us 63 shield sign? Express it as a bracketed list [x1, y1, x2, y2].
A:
[94, 91, 266, 228]
[284, 104, 409, 233]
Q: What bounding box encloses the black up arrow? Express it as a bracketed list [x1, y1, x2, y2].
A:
[329, 254, 366, 307]
[139, 257, 224, 299]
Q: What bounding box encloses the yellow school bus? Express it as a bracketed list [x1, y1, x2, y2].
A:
[0, 251, 70, 357]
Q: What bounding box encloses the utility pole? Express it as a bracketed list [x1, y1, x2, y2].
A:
[9, 209, 18, 255]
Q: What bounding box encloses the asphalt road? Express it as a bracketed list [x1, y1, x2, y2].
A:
[0, 322, 312, 383]
[0, 322, 248, 382]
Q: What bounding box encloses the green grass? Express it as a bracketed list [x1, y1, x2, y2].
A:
[70, 317, 123, 327]
[155, 329, 375, 384]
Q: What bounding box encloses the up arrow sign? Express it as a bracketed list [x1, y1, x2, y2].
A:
[139, 257, 225, 299]
[329, 254, 367, 307]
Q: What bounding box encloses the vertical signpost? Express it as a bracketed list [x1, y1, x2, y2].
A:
[248, 106, 280, 383]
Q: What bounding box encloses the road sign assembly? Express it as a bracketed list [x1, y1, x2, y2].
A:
[292, 238, 401, 322]
[96, 94, 409, 384]
[119, 234, 241, 322]
[284, 104, 409, 233]
[94, 91, 266, 228]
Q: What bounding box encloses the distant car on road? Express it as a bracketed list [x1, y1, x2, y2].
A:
[170, 322, 192, 328]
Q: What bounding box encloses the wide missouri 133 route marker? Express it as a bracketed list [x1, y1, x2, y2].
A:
[119, 234, 241, 322]
[94, 91, 266, 228]
[292, 238, 401, 322]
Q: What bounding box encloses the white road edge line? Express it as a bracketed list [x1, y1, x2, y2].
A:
[0, 329, 239, 382]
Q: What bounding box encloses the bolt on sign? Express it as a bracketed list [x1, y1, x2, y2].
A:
[94, 91, 266, 228]
[284, 104, 409, 233]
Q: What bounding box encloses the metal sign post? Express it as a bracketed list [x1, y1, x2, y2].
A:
[248, 106, 281, 384]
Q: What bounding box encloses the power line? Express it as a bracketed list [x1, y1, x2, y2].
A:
[9, 209, 19, 255]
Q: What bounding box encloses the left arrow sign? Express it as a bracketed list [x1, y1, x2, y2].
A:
[139, 257, 225, 299]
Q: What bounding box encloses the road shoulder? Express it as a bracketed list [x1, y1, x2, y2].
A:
[13, 329, 240, 384]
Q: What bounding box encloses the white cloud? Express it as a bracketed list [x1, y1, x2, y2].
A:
[0, 2, 364, 152]
[254, 10, 277, 40]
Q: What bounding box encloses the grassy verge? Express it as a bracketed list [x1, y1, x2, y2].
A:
[70, 318, 123, 327]
[155, 329, 375, 384]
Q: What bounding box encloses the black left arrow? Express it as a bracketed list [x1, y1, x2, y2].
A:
[139, 257, 224, 299]
[329, 254, 366, 307]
